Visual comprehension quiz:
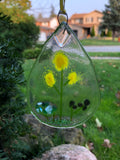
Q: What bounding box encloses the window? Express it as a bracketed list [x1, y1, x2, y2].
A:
[42, 22, 48, 26]
[79, 18, 83, 24]
[75, 19, 80, 23]
[86, 17, 93, 23]
[91, 17, 93, 22]
[86, 18, 89, 22]
[75, 18, 83, 24]
[97, 17, 102, 22]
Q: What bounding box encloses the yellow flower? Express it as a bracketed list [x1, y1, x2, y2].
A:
[53, 51, 68, 71]
[44, 71, 55, 87]
[68, 72, 78, 85]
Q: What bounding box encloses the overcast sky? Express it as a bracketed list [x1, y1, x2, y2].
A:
[28, 0, 109, 18]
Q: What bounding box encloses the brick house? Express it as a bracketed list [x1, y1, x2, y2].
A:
[69, 10, 103, 39]
[36, 10, 103, 41]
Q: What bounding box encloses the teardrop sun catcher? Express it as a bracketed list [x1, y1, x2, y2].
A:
[27, 1, 100, 128]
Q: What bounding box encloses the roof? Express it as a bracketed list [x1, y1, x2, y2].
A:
[71, 10, 102, 19]
[71, 13, 87, 19]
[90, 10, 102, 14]
[70, 24, 94, 28]
[37, 16, 57, 22]
[40, 26, 55, 32]
[37, 18, 52, 22]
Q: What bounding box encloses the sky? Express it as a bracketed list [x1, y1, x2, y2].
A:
[28, 0, 109, 18]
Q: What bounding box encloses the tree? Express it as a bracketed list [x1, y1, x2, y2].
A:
[38, 13, 43, 19]
[100, 0, 120, 40]
[90, 26, 95, 37]
[50, 4, 56, 18]
[0, 0, 32, 23]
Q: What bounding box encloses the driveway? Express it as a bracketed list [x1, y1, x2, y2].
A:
[84, 46, 120, 52]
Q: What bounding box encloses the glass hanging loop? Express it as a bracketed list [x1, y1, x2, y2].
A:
[57, 0, 68, 24]
[57, 10, 68, 24]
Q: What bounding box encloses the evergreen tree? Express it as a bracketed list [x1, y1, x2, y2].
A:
[50, 5, 56, 18]
[100, 0, 120, 40]
[38, 13, 43, 19]
[90, 26, 95, 37]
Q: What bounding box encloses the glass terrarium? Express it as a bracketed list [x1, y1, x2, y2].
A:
[27, 22, 100, 128]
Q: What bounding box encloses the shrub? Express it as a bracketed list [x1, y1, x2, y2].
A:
[23, 47, 42, 59]
[22, 44, 52, 60]
[90, 26, 95, 37]
[107, 30, 112, 37]
[0, 13, 40, 54]
[0, 13, 31, 159]
[100, 30, 106, 37]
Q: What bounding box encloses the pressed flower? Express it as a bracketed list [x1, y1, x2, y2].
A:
[78, 103, 83, 107]
[84, 99, 90, 106]
[53, 51, 68, 71]
[72, 105, 77, 109]
[68, 72, 78, 85]
[44, 71, 55, 87]
[69, 100, 75, 107]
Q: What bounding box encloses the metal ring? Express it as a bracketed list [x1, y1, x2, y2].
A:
[57, 10, 68, 24]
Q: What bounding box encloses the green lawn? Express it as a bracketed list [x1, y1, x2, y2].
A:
[88, 52, 120, 57]
[23, 59, 120, 160]
[81, 60, 120, 160]
[80, 39, 120, 46]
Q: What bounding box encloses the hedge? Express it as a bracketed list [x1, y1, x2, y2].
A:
[23, 47, 42, 59]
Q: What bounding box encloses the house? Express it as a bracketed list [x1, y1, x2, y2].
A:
[36, 10, 103, 41]
[69, 10, 103, 39]
[36, 17, 58, 41]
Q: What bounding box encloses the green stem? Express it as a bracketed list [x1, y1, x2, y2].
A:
[64, 79, 69, 86]
[60, 69, 63, 121]
[53, 85, 60, 95]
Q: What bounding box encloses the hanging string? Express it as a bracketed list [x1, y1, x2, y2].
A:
[60, 0, 66, 14]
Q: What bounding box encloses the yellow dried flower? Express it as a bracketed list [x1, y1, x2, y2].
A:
[68, 72, 78, 85]
[53, 51, 68, 71]
[44, 71, 55, 87]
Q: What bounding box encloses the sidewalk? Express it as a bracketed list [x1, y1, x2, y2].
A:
[84, 46, 120, 52]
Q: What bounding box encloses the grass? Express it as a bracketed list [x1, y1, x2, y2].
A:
[23, 59, 120, 160]
[80, 60, 120, 160]
[80, 39, 120, 46]
[88, 52, 120, 57]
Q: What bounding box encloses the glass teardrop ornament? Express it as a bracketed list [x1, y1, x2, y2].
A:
[27, 22, 100, 128]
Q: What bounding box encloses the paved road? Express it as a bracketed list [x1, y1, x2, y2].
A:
[91, 57, 120, 60]
[84, 46, 120, 52]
